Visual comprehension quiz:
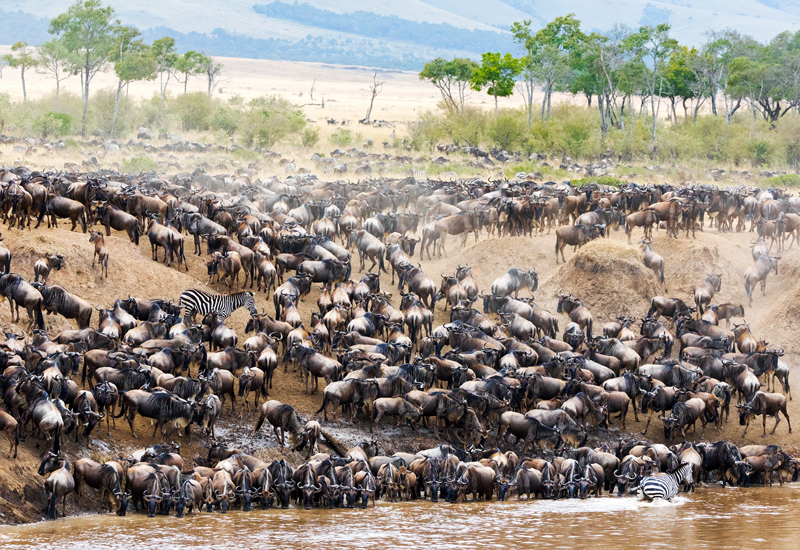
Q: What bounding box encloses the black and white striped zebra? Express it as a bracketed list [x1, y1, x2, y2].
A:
[636, 463, 692, 501]
[178, 289, 257, 323]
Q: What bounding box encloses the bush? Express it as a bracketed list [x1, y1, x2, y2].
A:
[442, 106, 488, 147]
[490, 109, 527, 151]
[406, 111, 444, 151]
[173, 92, 214, 132]
[301, 126, 320, 147]
[748, 139, 774, 167]
[122, 155, 157, 173]
[88, 89, 137, 137]
[33, 112, 71, 138]
[210, 103, 241, 136]
[239, 96, 306, 148]
[571, 175, 627, 188]
[329, 128, 356, 147]
[764, 174, 800, 187]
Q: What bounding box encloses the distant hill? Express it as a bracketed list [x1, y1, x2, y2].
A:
[4, 0, 800, 69]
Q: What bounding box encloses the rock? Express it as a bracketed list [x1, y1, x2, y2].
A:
[137, 127, 153, 140]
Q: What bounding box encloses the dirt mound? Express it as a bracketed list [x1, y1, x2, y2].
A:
[541, 240, 661, 323]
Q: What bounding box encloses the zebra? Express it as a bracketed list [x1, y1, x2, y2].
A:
[635, 463, 692, 501]
[178, 289, 257, 324]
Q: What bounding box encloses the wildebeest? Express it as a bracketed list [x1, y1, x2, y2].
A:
[555, 224, 604, 263]
[0, 273, 45, 331]
[694, 273, 722, 316]
[33, 254, 64, 284]
[744, 254, 779, 306]
[114, 389, 197, 440]
[490, 268, 538, 298]
[738, 391, 791, 438]
[254, 400, 307, 451]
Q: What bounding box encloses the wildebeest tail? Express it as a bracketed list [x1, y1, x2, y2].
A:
[81, 356, 89, 385]
[379, 254, 387, 274]
[254, 409, 267, 432]
[35, 308, 45, 331]
[704, 407, 716, 423]
[13, 423, 19, 448]
[133, 222, 140, 245]
[114, 393, 128, 418]
[38, 198, 47, 224]
[46, 491, 58, 521]
[316, 393, 329, 415]
[660, 264, 665, 284]
[553, 318, 559, 337]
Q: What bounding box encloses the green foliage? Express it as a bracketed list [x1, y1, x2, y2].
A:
[33, 112, 71, 138]
[405, 111, 445, 151]
[301, 126, 319, 148]
[764, 174, 800, 187]
[490, 109, 527, 150]
[471, 52, 522, 105]
[211, 103, 240, 136]
[571, 175, 626, 187]
[748, 139, 774, 167]
[419, 57, 478, 112]
[239, 96, 306, 148]
[173, 92, 213, 131]
[329, 128, 356, 147]
[441, 106, 489, 147]
[122, 155, 157, 172]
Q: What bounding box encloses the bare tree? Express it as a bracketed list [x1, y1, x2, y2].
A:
[0, 59, 8, 79]
[364, 71, 385, 123]
[310, 76, 317, 101]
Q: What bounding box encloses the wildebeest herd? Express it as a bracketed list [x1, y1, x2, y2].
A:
[0, 167, 796, 520]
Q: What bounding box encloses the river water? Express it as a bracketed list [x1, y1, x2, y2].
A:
[1, 486, 798, 550]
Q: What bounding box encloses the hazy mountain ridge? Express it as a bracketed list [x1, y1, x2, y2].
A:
[3, 0, 800, 70]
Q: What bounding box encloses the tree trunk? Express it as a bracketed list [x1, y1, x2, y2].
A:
[20, 66, 26, 102]
[366, 92, 376, 123]
[208, 73, 213, 97]
[184, 75, 188, 94]
[54, 78, 59, 108]
[81, 65, 89, 138]
[710, 81, 717, 116]
[111, 78, 123, 139]
[494, 95, 498, 122]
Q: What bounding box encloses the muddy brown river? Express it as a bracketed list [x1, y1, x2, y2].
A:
[1, 486, 798, 549]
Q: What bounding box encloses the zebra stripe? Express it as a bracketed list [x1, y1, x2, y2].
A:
[178, 289, 257, 321]
[637, 464, 692, 501]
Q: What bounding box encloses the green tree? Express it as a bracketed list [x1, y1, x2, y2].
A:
[49, 0, 119, 136]
[4, 41, 40, 102]
[152, 36, 178, 100]
[419, 57, 478, 112]
[174, 50, 211, 94]
[624, 23, 678, 142]
[200, 56, 224, 97]
[37, 39, 74, 106]
[110, 26, 156, 138]
[663, 46, 696, 125]
[471, 52, 522, 120]
[512, 15, 584, 122]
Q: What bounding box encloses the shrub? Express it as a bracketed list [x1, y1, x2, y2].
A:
[301, 126, 320, 147]
[122, 155, 157, 173]
[490, 109, 527, 151]
[239, 96, 306, 148]
[173, 92, 214, 132]
[764, 174, 800, 187]
[33, 112, 71, 138]
[442, 106, 488, 147]
[748, 139, 774, 167]
[329, 128, 356, 147]
[571, 175, 626, 188]
[210, 103, 240, 136]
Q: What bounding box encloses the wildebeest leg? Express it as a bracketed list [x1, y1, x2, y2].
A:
[770, 412, 781, 435]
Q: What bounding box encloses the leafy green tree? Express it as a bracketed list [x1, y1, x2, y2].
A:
[419, 57, 478, 112]
[663, 46, 696, 125]
[174, 50, 211, 94]
[4, 41, 40, 102]
[49, 0, 119, 136]
[624, 23, 678, 142]
[36, 39, 74, 106]
[152, 36, 178, 100]
[110, 26, 156, 137]
[512, 15, 584, 122]
[471, 52, 522, 120]
[200, 56, 224, 97]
